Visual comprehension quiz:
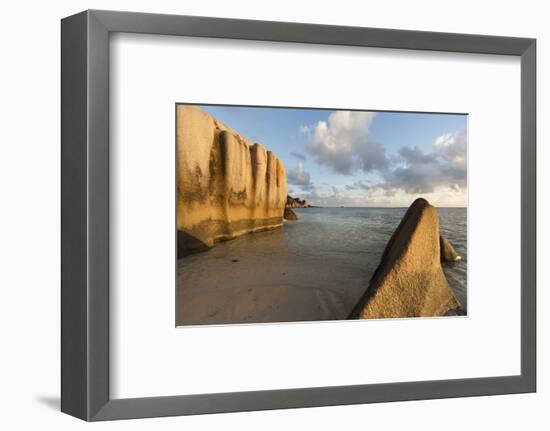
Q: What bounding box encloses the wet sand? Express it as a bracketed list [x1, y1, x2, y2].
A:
[176, 226, 369, 325]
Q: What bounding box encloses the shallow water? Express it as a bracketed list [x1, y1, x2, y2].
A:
[177, 207, 467, 325]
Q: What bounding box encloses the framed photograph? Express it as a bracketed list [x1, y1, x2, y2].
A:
[61, 9, 536, 421]
[175, 103, 468, 325]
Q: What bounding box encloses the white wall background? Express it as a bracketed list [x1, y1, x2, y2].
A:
[0, 0, 547, 429]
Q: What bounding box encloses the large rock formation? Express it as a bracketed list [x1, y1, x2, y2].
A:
[177, 106, 287, 256]
[349, 198, 461, 319]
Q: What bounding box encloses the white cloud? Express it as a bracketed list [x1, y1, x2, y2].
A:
[304, 111, 388, 174]
[382, 129, 467, 194]
[286, 162, 314, 190]
[433, 130, 467, 165]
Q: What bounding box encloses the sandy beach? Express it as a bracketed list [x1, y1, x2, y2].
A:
[176, 225, 366, 325]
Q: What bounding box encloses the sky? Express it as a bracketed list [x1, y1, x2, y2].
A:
[198, 104, 467, 207]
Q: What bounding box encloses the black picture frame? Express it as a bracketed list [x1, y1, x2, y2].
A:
[61, 9, 536, 421]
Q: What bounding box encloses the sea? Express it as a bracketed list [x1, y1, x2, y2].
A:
[176, 207, 467, 325]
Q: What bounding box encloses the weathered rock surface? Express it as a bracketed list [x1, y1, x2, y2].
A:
[349, 198, 461, 319]
[177, 106, 287, 256]
[440, 235, 461, 262]
[284, 207, 298, 221]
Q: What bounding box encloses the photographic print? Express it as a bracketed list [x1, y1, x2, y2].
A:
[176, 104, 467, 326]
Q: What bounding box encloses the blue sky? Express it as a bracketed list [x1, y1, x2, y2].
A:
[198, 104, 467, 207]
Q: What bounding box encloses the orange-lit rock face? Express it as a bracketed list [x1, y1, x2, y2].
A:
[350, 198, 461, 318]
[177, 106, 287, 255]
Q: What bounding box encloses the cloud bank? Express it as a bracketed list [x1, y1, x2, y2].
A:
[382, 129, 467, 194]
[296, 111, 467, 205]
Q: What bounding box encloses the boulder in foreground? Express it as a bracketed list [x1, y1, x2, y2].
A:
[349, 198, 461, 319]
